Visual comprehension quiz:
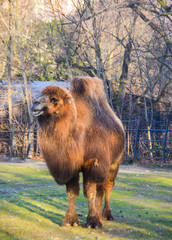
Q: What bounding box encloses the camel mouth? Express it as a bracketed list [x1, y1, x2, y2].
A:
[32, 110, 44, 117]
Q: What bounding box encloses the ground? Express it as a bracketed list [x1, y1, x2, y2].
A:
[0, 160, 172, 240]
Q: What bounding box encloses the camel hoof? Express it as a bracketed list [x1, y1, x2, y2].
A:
[102, 208, 114, 221]
[62, 212, 80, 227]
[85, 215, 102, 228]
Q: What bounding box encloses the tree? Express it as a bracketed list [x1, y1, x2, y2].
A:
[0, 0, 37, 158]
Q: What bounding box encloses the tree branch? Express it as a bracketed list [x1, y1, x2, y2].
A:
[128, 3, 172, 53]
[157, 0, 171, 12]
[153, 82, 170, 104]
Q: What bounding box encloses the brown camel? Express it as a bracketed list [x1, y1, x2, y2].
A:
[31, 76, 125, 228]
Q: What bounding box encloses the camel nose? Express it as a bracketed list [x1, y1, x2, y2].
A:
[32, 96, 48, 108]
[31, 96, 47, 116]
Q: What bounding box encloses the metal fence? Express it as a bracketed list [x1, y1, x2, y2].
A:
[123, 119, 172, 165]
[0, 119, 171, 165]
[0, 127, 39, 161]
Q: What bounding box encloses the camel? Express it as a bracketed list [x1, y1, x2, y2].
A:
[31, 76, 125, 228]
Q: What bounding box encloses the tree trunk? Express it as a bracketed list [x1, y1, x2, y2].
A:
[7, 0, 14, 160]
[118, 40, 132, 118]
[19, 47, 33, 160]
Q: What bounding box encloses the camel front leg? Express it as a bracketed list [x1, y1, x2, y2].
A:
[62, 174, 80, 226]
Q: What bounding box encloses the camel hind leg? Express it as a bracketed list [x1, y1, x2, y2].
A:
[83, 156, 111, 227]
[96, 183, 105, 222]
[102, 161, 121, 220]
[102, 178, 115, 220]
[84, 181, 102, 228]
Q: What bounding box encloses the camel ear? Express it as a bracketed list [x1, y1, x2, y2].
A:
[64, 96, 74, 105]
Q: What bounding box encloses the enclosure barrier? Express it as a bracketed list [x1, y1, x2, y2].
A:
[123, 119, 172, 165]
[0, 119, 171, 165]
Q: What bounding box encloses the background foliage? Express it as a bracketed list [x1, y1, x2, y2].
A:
[0, 0, 171, 163]
[0, 0, 171, 112]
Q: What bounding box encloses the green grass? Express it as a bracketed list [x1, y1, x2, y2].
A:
[0, 163, 172, 240]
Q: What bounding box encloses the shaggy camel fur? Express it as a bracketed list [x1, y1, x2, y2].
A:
[31, 76, 125, 228]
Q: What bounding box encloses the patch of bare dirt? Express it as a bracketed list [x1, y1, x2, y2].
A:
[1, 159, 172, 175]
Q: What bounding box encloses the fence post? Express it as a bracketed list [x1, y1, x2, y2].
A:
[161, 119, 169, 166]
[9, 124, 14, 160]
[133, 119, 140, 164]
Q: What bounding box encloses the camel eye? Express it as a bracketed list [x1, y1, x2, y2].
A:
[50, 97, 59, 105]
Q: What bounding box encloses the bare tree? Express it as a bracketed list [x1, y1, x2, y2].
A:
[6, 0, 14, 160]
[0, 0, 36, 159]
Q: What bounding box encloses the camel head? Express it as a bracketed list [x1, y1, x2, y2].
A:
[31, 85, 73, 117]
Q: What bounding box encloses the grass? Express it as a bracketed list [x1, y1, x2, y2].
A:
[0, 162, 172, 240]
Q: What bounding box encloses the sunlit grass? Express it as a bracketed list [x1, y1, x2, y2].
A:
[0, 162, 172, 240]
